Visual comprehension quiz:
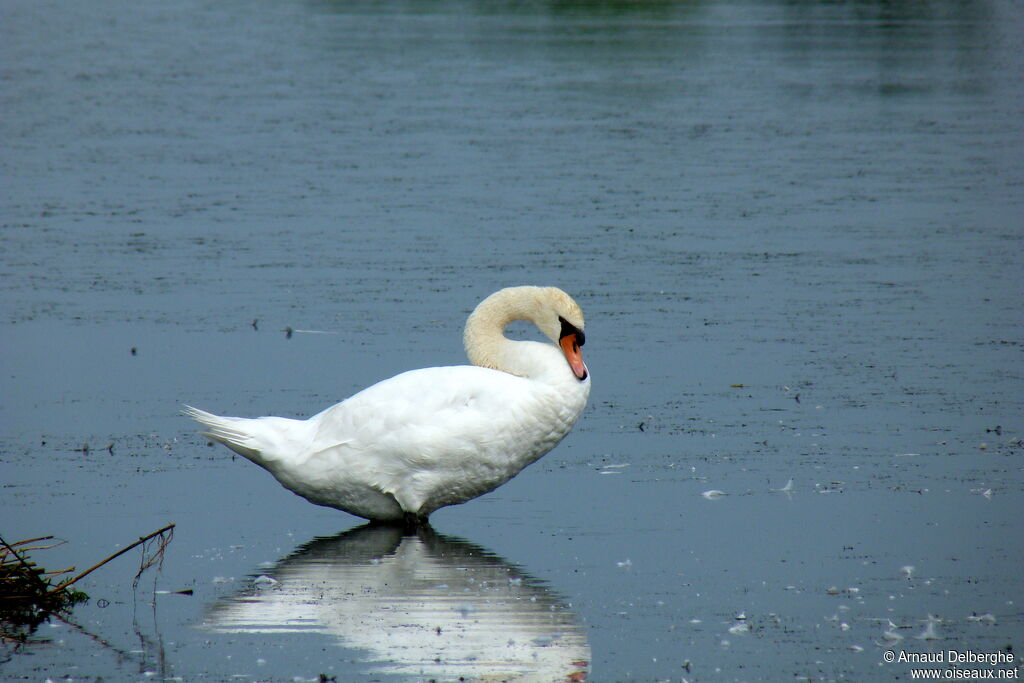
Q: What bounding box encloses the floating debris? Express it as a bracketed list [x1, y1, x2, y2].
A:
[915, 614, 941, 641]
[966, 612, 996, 625]
[879, 620, 904, 644]
[727, 613, 750, 635]
[771, 479, 794, 493]
[253, 575, 279, 590]
[283, 328, 339, 337]
[701, 490, 726, 500]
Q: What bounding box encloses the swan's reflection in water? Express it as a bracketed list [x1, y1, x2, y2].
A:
[202, 525, 589, 681]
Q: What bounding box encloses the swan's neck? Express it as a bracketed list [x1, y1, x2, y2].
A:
[463, 287, 548, 376]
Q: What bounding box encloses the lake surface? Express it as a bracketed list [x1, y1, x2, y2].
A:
[2, 0, 1022, 680]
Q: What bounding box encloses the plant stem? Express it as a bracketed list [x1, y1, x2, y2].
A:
[50, 523, 175, 593]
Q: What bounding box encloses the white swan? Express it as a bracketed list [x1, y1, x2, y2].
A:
[184, 286, 590, 524]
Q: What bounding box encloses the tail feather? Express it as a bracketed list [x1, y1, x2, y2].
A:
[182, 405, 262, 460]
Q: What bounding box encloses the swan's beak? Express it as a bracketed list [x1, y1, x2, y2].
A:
[559, 333, 588, 381]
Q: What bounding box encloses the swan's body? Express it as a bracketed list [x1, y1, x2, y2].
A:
[185, 286, 590, 523]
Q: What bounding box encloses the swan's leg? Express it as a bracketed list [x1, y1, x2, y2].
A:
[402, 511, 428, 531]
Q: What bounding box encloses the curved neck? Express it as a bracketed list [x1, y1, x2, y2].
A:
[463, 287, 546, 374]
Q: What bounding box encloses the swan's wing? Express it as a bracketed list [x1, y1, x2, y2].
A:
[307, 365, 544, 460]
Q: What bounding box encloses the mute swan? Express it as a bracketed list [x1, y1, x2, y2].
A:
[185, 286, 590, 524]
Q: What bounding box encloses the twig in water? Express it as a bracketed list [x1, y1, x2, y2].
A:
[51, 523, 176, 594]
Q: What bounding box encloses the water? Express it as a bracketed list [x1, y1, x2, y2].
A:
[2, 0, 1022, 680]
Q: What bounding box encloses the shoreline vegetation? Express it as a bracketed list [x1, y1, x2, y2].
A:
[0, 523, 175, 643]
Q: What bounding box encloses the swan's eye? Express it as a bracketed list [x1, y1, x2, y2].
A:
[558, 316, 585, 346]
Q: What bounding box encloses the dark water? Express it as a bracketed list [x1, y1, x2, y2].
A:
[2, 0, 1022, 680]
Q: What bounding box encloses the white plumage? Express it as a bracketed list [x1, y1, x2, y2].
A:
[185, 286, 590, 523]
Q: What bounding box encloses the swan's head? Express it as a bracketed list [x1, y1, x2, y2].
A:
[532, 288, 588, 382]
[464, 286, 588, 381]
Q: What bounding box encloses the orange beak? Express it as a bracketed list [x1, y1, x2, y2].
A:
[559, 333, 588, 381]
